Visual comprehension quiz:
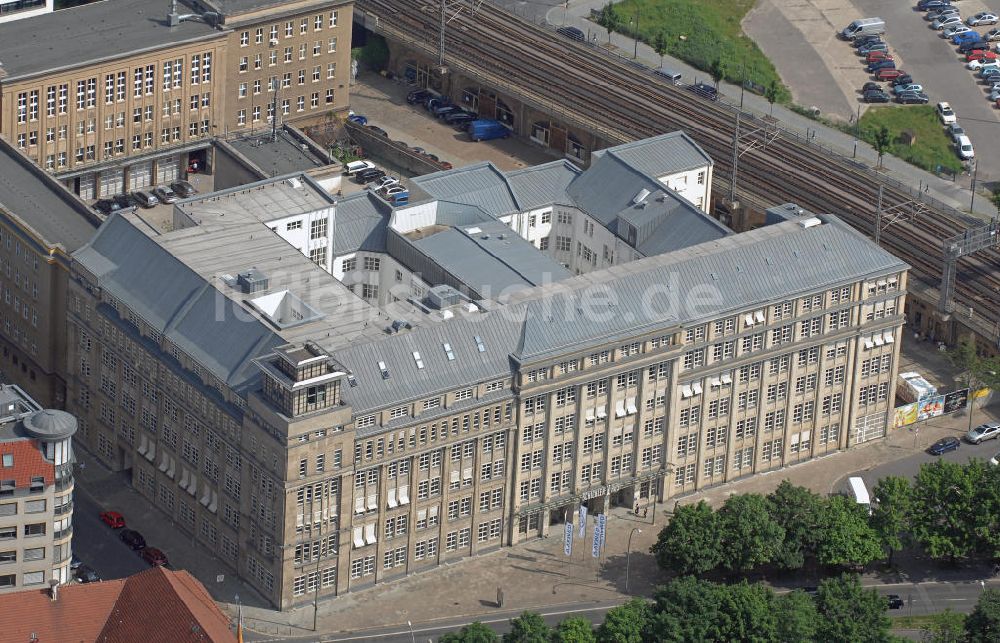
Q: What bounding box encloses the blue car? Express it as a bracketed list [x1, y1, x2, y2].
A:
[954, 31, 982, 45]
[917, 0, 950, 10]
[347, 114, 368, 126]
[928, 437, 960, 455]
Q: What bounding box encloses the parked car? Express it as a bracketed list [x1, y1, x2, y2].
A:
[937, 101, 958, 123]
[170, 180, 197, 198]
[928, 436, 960, 455]
[131, 190, 159, 208]
[356, 168, 385, 184]
[943, 25, 972, 39]
[979, 66, 1000, 79]
[953, 31, 983, 45]
[425, 96, 450, 111]
[119, 528, 146, 550]
[888, 595, 905, 610]
[862, 81, 882, 92]
[876, 68, 907, 81]
[70, 554, 82, 570]
[93, 198, 130, 216]
[152, 185, 178, 204]
[926, 6, 959, 20]
[433, 104, 460, 118]
[965, 422, 1000, 444]
[893, 83, 923, 94]
[955, 134, 975, 159]
[373, 176, 399, 190]
[968, 12, 999, 27]
[406, 89, 432, 105]
[897, 91, 930, 104]
[967, 58, 997, 70]
[865, 50, 893, 63]
[347, 113, 368, 126]
[957, 40, 989, 54]
[932, 16, 963, 30]
[688, 81, 719, 100]
[853, 35, 883, 48]
[985, 28, 1000, 41]
[946, 122, 966, 141]
[556, 25, 585, 41]
[344, 160, 376, 176]
[444, 112, 476, 125]
[75, 565, 100, 584]
[988, 88, 1000, 101]
[99, 511, 126, 529]
[141, 547, 169, 567]
[867, 59, 896, 73]
[917, 0, 951, 10]
[967, 50, 999, 62]
[863, 89, 891, 103]
[990, 451, 1000, 466]
[859, 42, 890, 55]
[891, 74, 915, 86]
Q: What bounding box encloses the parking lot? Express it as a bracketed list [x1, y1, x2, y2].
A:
[349, 72, 557, 172]
[746, 0, 1000, 177]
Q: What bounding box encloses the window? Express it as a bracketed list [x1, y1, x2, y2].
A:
[310, 218, 328, 239]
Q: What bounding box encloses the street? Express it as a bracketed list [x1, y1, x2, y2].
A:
[70, 487, 149, 583]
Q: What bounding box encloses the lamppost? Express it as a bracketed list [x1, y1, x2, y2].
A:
[407, 620, 416, 643]
[970, 159, 978, 212]
[853, 104, 861, 159]
[634, 6, 640, 59]
[625, 527, 642, 593]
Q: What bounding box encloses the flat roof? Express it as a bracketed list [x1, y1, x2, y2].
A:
[223, 131, 331, 178]
[0, 141, 99, 252]
[176, 173, 334, 223]
[0, 0, 223, 82]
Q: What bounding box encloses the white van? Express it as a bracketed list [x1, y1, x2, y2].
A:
[848, 476, 871, 514]
[842, 18, 886, 40]
[344, 160, 376, 176]
[654, 67, 683, 85]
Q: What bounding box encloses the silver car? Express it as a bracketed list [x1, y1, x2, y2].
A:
[966, 422, 1000, 444]
[932, 16, 963, 30]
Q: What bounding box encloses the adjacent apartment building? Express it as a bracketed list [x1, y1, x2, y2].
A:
[0, 383, 77, 594]
[63, 133, 907, 609]
[0, 0, 353, 200]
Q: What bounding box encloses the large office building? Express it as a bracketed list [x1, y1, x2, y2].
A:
[0, 383, 77, 594]
[0, 0, 353, 200]
[63, 133, 907, 608]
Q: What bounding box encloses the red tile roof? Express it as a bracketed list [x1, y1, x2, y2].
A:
[0, 567, 236, 643]
[0, 438, 54, 487]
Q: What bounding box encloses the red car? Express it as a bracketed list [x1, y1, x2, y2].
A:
[967, 50, 998, 62]
[99, 511, 126, 529]
[140, 547, 168, 567]
[866, 51, 893, 63]
[875, 68, 906, 81]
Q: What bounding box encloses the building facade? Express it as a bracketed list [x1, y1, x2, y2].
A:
[65, 196, 907, 608]
[0, 0, 50, 24]
[0, 384, 76, 594]
[0, 0, 353, 200]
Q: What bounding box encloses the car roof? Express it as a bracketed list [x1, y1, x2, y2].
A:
[957, 135, 972, 144]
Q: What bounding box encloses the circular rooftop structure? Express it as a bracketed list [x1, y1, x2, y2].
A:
[21, 409, 77, 441]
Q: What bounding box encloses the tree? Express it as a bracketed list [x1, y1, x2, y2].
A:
[653, 32, 668, 68]
[650, 501, 722, 575]
[870, 475, 911, 564]
[872, 125, 891, 169]
[551, 617, 596, 643]
[502, 612, 549, 643]
[597, 2, 620, 33]
[710, 57, 728, 89]
[814, 495, 884, 569]
[765, 80, 780, 117]
[966, 588, 1000, 642]
[440, 622, 501, 643]
[773, 590, 819, 642]
[596, 598, 650, 643]
[948, 341, 1000, 429]
[767, 481, 824, 570]
[646, 577, 726, 642]
[921, 609, 966, 643]
[815, 574, 892, 643]
[991, 188, 1000, 217]
[910, 459, 981, 562]
[717, 494, 784, 574]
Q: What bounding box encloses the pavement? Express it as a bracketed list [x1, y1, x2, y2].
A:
[66, 331, 999, 641]
[492, 0, 1000, 217]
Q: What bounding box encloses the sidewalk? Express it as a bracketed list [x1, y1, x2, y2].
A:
[527, 0, 998, 221]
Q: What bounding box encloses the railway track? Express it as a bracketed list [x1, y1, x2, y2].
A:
[358, 0, 1000, 334]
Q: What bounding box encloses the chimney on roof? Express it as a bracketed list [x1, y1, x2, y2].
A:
[48, 578, 58, 602]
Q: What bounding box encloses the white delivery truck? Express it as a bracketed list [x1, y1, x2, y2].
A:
[842, 17, 886, 40]
[848, 476, 872, 514]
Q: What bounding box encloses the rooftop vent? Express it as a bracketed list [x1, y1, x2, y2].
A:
[426, 285, 463, 310]
[390, 319, 412, 333]
[247, 290, 324, 329]
[378, 361, 390, 379]
[798, 217, 822, 229]
[632, 188, 650, 205]
[237, 268, 269, 294]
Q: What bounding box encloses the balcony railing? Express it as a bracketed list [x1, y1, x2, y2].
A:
[53, 527, 72, 541]
[54, 502, 74, 516]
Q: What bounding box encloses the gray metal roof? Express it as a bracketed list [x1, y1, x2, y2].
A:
[73, 214, 285, 391]
[504, 160, 580, 210]
[595, 131, 714, 177]
[330, 218, 908, 414]
[0, 0, 224, 82]
[0, 143, 99, 252]
[332, 192, 389, 255]
[412, 163, 521, 216]
[224, 131, 330, 177]
[408, 220, 572, 298]
[197, 0, 343, 17]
